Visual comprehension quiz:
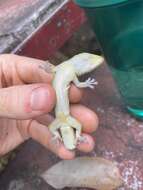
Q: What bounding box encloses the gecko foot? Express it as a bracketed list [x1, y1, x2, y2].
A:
[52, 131, 62, 142]
[77, 135, 87, 144]
[84, 77, 98, 89]
[48, 119, 63, 145]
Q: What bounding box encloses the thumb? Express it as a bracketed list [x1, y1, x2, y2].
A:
[0, 84, 55, 119]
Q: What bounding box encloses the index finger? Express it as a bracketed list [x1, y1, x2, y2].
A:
[0, 54, 53, 83]
[0, 54, 82, 103]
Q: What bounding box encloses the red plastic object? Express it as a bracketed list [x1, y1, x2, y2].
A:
[16, 1, 86, 60]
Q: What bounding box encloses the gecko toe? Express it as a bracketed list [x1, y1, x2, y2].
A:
[77, 135, 87, 145]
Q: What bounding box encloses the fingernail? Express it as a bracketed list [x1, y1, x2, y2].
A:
[30, 87, 51, 111]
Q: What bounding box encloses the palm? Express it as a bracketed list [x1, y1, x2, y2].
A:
[0, 118, 28, 155]
[0, 54, 50, 156]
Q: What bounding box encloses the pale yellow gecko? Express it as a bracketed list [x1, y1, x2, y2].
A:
[48, 53, 104, 150]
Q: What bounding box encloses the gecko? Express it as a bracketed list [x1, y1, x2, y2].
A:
[46, 53, 104, 150]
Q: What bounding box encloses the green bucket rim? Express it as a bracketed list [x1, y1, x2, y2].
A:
[74, 0, 129, 8]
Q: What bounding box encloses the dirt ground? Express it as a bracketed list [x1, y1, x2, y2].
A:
[0, 23, 143, 190]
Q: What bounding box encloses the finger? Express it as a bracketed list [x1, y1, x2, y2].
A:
[77, 134, 95, 152]
[28, 120, 75, 160]
[33, 115, 95, 155]
[71, 105, 99, 133]
[69, 84, 83, 103]
[29, 119, 95, 157]
[0, 84, 55, 119]
[35, 107, 97, 153]
[36, 114, 54, 125]
[35, 105, 98, 133]
[0, 54, 53, 84]
[0, 54, 82, 103]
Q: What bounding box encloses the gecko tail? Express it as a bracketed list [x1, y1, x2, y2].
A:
[60, 126, 76, 150]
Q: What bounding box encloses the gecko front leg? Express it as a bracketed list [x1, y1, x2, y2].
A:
[73, 76, 98, 89]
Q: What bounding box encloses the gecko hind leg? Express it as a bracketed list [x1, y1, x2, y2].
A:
[48, 119, 62, 142]
[67, 116, 86, 144]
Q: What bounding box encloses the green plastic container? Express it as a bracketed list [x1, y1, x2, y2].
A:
[75, 0, 143, 119]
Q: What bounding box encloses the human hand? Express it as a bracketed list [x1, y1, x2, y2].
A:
[0, 54, 98, 159]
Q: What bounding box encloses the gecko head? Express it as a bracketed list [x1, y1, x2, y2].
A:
[70, 53, 104, 76]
